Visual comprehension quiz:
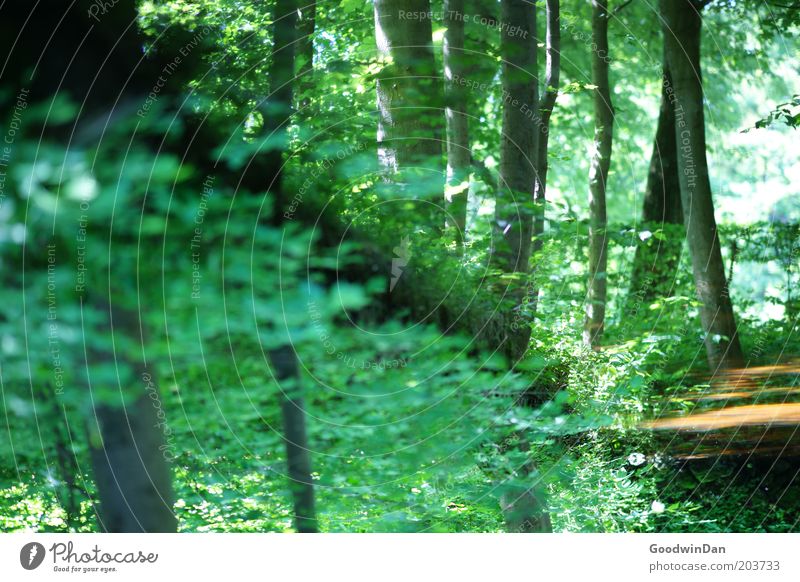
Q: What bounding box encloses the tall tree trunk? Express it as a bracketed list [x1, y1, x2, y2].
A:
[492, 0, 552, 534]
[269, 346, 318, 532]
[491, 0, 538, 362]
[296, 0, 316, 110]
[584, 0, 614, 348]
[87, 306, 176, 533]
[89, 395, 177, 532]
[628, 57, 683, 302]
[532, 0, 560, 247]
[499, 439, 552, 533]
[443, 0, 469, 239]
[265, 0, 319, 531]
[265, 0, 301, 226]
[531, 0, 561, 310]
[660, 0, 745, 370]
[374, 0, 444, 229]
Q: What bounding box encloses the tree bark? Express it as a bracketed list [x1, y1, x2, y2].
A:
[269, 346, 318, 532]
[628, 58, 683, 302]
[491, 0, 552, 533]
[491, 0, 538, 362]
[530, 0, 561, 312]
[532, 0, 560, 252]
[443, 0, 469, 238]
[659, 0, 745, 370]
[296, 0, 317, 110]
[373, 0, 444, 229]
[265, 0, 319, 532]
[86, 306, 176, 533]
[89, 393, 177, 532]
[499, 439, 552, 533]
[265, 0, 300, 225]
[584, 0, 614, 348]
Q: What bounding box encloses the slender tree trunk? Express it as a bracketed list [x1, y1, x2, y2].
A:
[660, 0, 745, 370]
[491, 0, 552, 533]
[264, 0, 319, 531]
[297, 0, 316, 78]
[269, 346, 318, 532]
[532, 0, 560, 250]
[374, 0, 444, 230]
[499, 439, 552, 533]
[443, 0, 469, 239]
[628, 57, 683, 302]
[48, 390, 83, 529]
[265, 0, 301, 226]
[491, 0, 538, 362]
[584, 0, 614, 348]
[642, 64, 683, 227]
[530, 0, 560, 311]
[296, 0, 316, 110]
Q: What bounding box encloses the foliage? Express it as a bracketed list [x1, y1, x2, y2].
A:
[1, 0, 799, 533]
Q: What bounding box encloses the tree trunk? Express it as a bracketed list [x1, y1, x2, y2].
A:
[269, 346, 318, 532]
[265, 0, 301, 226]
[628, 57, 683, 302]
[491, 0, 538, 362]
[498, 439, 552, 533]
[500, 485, 553, 533]
[443, 0, 469, 239]
[530, 0, 561, 311]
[584, 0, 614, 348]
[491, 0, 552, 533]
[374, 0, 444, 230]
[532, 0, 560, 248]
[89, 393, 177, 532]
[265, 0, 319, 532]
[374, 0, 442, 169]
[296, 0, 316, 110]
[86, 306, 176, 533]
[660, 0, 745, 370]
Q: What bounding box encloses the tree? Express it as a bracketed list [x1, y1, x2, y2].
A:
[628, 52, 684, 303]
[265, 0, 319, 532]
[443, 0, 470, 239]
[531, 0, 561, 270]
[490, 0, 552, 534]
[373, 0, 444, 230]
[86, 304, 177, 533]
[296, 0, 317, 110]
[268, 346, 317, 532]
[659, 0, 745, 370]
[3, 0, 186, 533]
[491, 0, 538, 361]
[89, 398, 177, 532]
[264, 0, 302, 226]
[584, 0, 615, 348]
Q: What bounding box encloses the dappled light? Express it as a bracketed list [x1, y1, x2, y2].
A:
[0, 0, 799, 546]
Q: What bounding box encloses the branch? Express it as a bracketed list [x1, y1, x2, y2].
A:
[540, 0, 561, 106]
[470, 155, 497, 189]
[767, 1, 800, 8]
[613, 0, 636, 15]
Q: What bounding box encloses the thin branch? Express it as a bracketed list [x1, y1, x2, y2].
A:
[613, 0, 636, 15]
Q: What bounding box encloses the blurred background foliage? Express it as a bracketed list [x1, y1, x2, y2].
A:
[0, 0, 799, 532]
